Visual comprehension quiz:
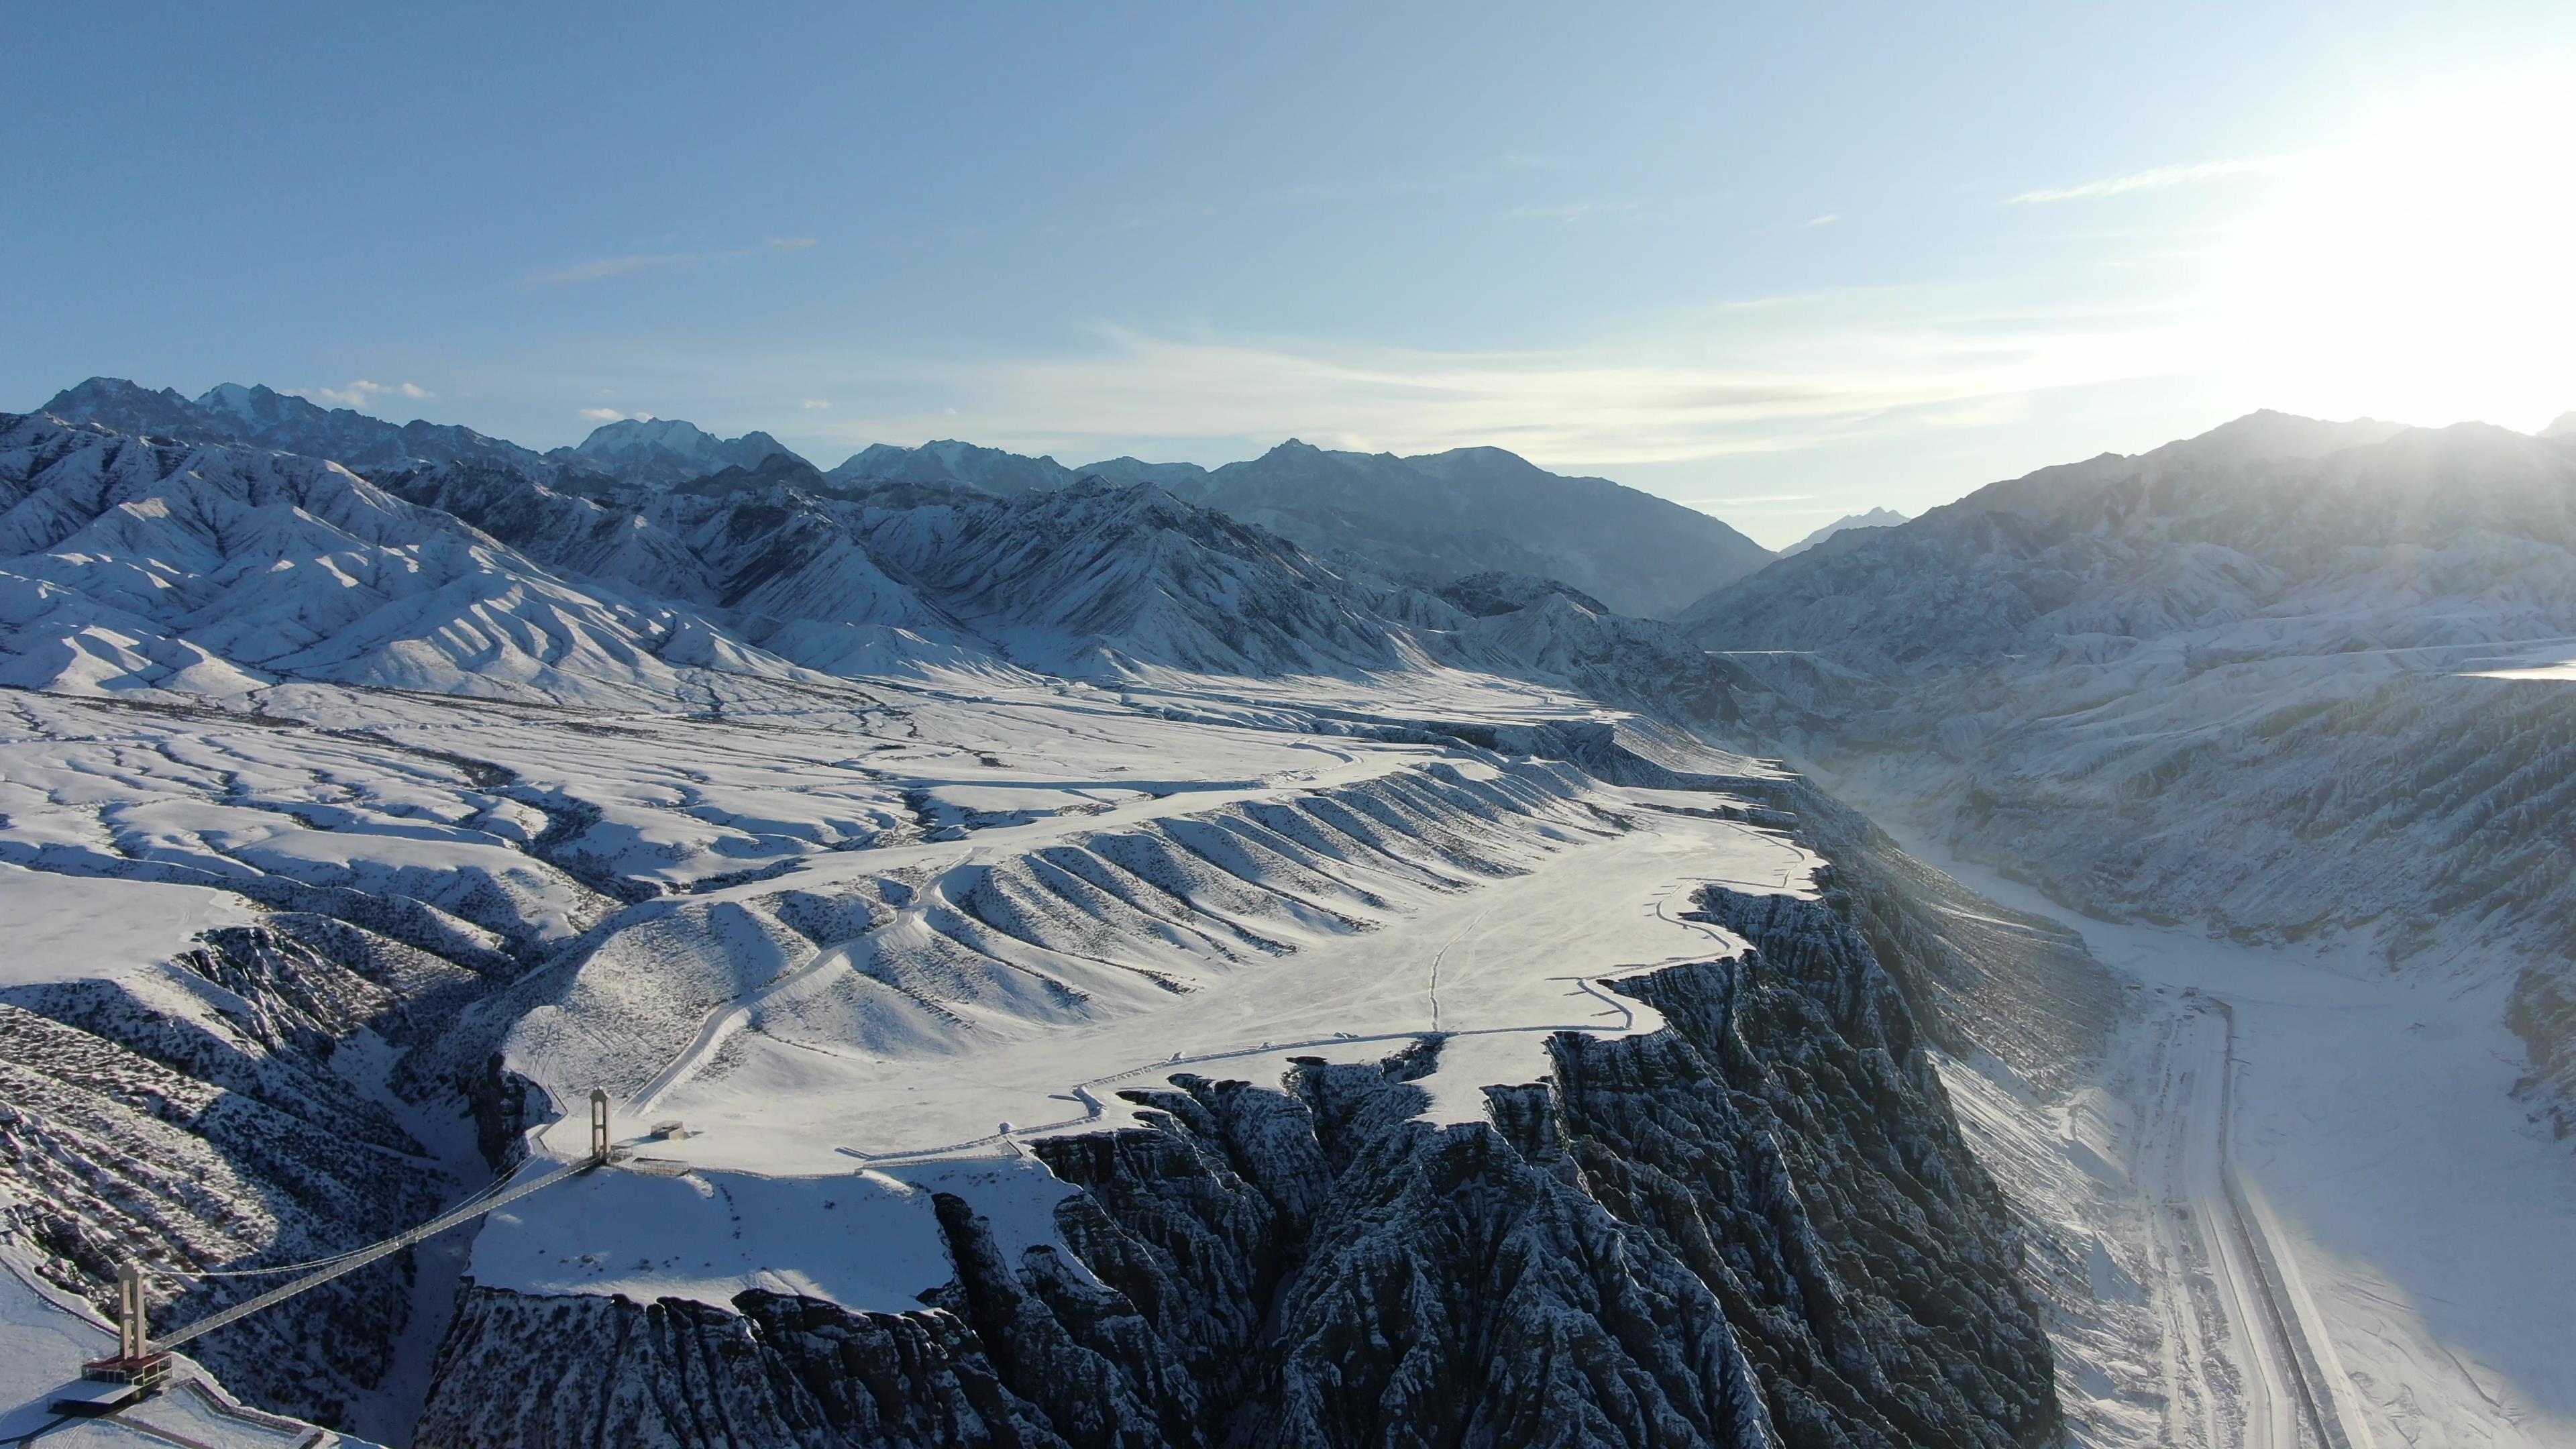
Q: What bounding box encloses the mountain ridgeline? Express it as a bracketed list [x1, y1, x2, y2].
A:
[34, 380, 1774, 621]
[1675, 409, 2576, 1134]
[0, 378, 2090, 1448]
[39, 372, 2576, 1449]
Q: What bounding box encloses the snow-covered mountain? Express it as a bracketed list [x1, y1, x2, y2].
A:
[60, 379, 2576, 1449]
[833, 438, 1782, 618]
[1678, 411, 2567, 669]
[1, 410, 1453, 697]
[0, 394, 2098, 1447]
[825, 438, 1079, 494]
[1074, 453, 1212, 490]
[1682, 408, 2576, 1131]
[41, 377, 556, 476]
[1775, 506, 1906, 557]
[26, 382, 1782, 624]
[556, 416, 800, 489]
[0, 414, 720, 701]
[1182, 441, 1774, 619]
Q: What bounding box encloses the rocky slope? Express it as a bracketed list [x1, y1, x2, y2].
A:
[0, 394, 2089, 1448]
[414, 761, 2092, 1449]
[1678, 409, 2576, 1128]
[42, 378, 561, 478]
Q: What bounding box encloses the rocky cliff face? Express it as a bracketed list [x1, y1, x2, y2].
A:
[0, 920, 456, 1427]
[414, 797, 2067, 1449]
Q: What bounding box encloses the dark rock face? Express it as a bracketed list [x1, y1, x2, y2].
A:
[0, 924, 452, 1427]
[1434, 570, 1611, 619]
[417, 844, 2059, 1448]
[417, 1291, 1066, 1448]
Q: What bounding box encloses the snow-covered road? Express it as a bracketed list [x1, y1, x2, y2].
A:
[2126, 994, 2368, 1449]
[1890, 818, 2576, 1449]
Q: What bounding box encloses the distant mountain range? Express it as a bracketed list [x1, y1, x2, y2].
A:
[1173, 441, 1774, 618]
[17, 374, 2576, 1448]
[42, 377, 559, 475]
[1776, 506, 1906, 557]
[564, 417, 794, 487]
[34, 380, 1773, 619]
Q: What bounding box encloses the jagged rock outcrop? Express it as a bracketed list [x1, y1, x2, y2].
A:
[0, 923, 453, 1426]
[415, 819, 2065, 1448]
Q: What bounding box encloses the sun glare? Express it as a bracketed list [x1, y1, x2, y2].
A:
[2226, 72, 2576, 431]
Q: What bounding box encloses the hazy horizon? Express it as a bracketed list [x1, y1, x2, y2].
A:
[34, 372, 2562, 549]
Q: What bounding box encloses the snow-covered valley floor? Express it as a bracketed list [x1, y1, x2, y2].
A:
[1875, 812, 2576, 1449]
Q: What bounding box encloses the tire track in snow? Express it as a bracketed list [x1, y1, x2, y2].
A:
[2144, 995, 2368, 1449]
[1425, 906, 1493, 1033]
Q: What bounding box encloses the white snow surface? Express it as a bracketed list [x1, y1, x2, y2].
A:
[0, 867, 256, 989]
[451, 674, 1811, 1313]
[1886, 816, 2576, 1449]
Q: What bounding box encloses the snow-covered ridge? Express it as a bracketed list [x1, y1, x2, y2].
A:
[1680, 406, 2576, 1145]
[1181, 439, 1775, 619]
[1774, 505, 1905, 557]
[0, 413, 1435, 700]
[42, 378, 557, 478]
[563, 417, 798, 490]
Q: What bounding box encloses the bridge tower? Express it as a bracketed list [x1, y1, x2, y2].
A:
[590, 1089, 611, 1161]
[116, 1262, 146, 1360]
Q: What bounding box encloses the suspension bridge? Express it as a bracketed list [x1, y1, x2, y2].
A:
[50, 1091, 620, 1421]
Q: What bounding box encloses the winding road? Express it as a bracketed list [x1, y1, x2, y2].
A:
[2136, 994, 2365, 1449]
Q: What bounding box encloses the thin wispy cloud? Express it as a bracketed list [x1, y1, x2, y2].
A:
[2008, 156, 2291, 205]
[715, 294, 2208, 472]
[305, 379, 432, 408]
[526, 235, 818, 288]
[579, 406, 646, 422]
[1801, 214, 1839, 228]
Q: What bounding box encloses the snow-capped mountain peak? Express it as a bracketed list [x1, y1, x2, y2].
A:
[40, 376, 209, 437]
[1776, 506, 1907, 557]
[1075, 454, 1213, 489]
[564, 416, 798, 488]
[40, 376, 551, 476]
[1194, 439, 1773, 619]
[824, 437, 1078, 494]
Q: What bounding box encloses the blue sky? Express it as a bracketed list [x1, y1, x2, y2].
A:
[7, 2, 2573, 544]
